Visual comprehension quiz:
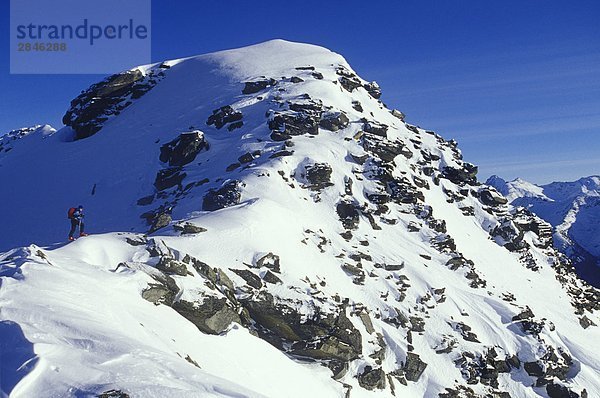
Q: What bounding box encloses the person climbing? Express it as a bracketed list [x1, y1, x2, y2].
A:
[68, 205, 88, 241]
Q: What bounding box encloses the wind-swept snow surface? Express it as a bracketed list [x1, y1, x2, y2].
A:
[1, 40, 599, 398]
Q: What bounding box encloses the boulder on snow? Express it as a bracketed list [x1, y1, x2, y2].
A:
[149, 212, 172, 233]
[336, 201, 360, 230]
[403, 352, 428, 381]
[358, 366, 386, 390]
[546, 382, 580, 398]
[262, 271, 282, 284]
[159, 131, 209, 167]
[524, 361, 545, 377]
[97, 390, 131, 398]
[362, 134, 411, 162]
[173, 222, 207, 234]
[206, 105, 243, 129]
[154, 168, 186, 191]
[362, 121, 388, 137]
[391, 109, 405, 120]
[242, 293, 362, 359]
[292, 336, 360, 361]
[319, 111, 349, 131]
[255, 252, 281, 273]
[231, 268, 263, 289]
[202, 180, 242, 211]
[242, 78, 277, 94]
[480, 187, 508, 206]
[442, 164, 478, 185]
[141, 283, 177, 306]
[269, 110, 319, 137]
[304, 163, 333, 190]
[363, 81, 382, 99]
[173, 297, 240, 335]
[156, 257, 189, 276]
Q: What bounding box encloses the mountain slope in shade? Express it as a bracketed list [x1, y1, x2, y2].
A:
[487, 175, 600, 286]
[1, 40, 599, 398]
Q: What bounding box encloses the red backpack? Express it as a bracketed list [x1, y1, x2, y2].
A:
[67, 207, 76, 219]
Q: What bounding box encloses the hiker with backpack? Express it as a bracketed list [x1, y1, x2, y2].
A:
[68, 205, 88, 241]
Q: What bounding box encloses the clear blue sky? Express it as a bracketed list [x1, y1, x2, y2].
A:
[1, 0, 599, 184]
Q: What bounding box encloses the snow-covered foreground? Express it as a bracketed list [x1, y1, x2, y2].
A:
[1, 40, 599, 397]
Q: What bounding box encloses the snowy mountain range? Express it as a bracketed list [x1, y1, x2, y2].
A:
[487, 175, 600, 287]
[1, 40, 599, 398]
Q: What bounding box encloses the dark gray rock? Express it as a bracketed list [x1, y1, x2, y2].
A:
[338, 76, 362, 92]
[206, 106, 243, 129]
[145, 238, 172, 257]
[269, 150, 294, 158]
[328, 360, 349, 380]
[159, 131, 208, 167]
[149, 212, 172, 233]
[512, 307, 535, 321]
[403, 353, 428, 381]
[524, 361, 545, 377]
[363, 122, 388, 137]
[141, 282, 177, 306]
[173, 297, 240, 335]
[173, 222, 207, 234]
[305, 163, 333, 190]
[320, 112, 349, 132]
[156, 257, 189, 276]
[188, 258, 235, 293]
[546, 383, 580, 398]
[388, 179, 424, 204]
[352, 101, 363, 112]
[269, 111, 319, 136]
[238, 150, 261, 164]
[64, 69, 163, 139]
[288, 99, 323, 116]
[231, 269, 263, 289]
[358, 366, 386, 390]
[363, 81, 381, 99]
[242, 293, 361, 359]
[262, 271, 282, 284]
[442, 164, 478, 185]
[97, 390, 130, 398]
[336, 201, 360, 230]
[491, 220, 528, 252]
[202, 180, 242, 211]
[292, 336, 359, 361]
[480, 187, 508, 206]
[242, 78, 277, 94]
[154, 168, 185, 191]
[256, 252, 281, 272]
[362, 135, 410, 162]
[391, 109, 405, 120]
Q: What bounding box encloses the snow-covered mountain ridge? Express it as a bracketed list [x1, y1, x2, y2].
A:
[1, 40, 599, 398]
[487, 175, 600, 287]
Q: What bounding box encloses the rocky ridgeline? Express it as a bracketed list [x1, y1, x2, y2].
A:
[0, 125, 56, 156]
[63, 63, 171, 139]
[51, 50, 598, 397]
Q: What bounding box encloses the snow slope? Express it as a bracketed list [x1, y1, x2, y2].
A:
[1, 40, 599, 398]
[487, 175, 600, 286]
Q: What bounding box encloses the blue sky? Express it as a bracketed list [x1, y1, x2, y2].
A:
[1, 0, 599, 184]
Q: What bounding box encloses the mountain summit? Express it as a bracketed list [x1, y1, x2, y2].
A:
[1, 40, 599, 398]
